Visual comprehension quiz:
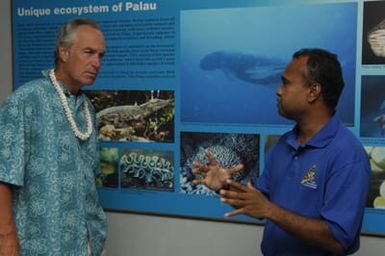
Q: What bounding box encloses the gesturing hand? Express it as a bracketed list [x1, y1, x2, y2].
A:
[192, 149, 243, 192]
[219, 180, 273, 219]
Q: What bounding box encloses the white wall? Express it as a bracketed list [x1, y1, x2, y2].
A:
[0, 0, 12, 103]
[105, 212, 262, 256]
[1, 1, 385, 255]
[105, 211, 385, 256]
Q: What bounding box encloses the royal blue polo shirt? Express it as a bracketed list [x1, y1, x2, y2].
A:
[256, 114, 370, 255]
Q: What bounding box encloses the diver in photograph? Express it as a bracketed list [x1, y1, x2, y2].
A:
[0, 18, 107, 255]
[193, 48, 371, 255]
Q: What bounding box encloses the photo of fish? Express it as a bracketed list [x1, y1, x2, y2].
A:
[199, 51, 286, 88]
[180, 2, 356, 126]
[360, 76, 385, 138]
[96, 147, 119, 188]
[364, 146, 385, 208]
[180, 132, 259, 196]
[85, 90, 174, 142]
[120, 149, 174, 191]
[362, 0, 385, 65]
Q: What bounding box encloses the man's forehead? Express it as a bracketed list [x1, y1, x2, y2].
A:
[73, 26, 105, 49]
[283, 58, 307, 80]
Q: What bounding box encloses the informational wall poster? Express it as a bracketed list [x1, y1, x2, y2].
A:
[11, 0, 385, 235]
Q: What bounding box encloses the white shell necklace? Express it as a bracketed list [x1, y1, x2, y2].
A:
[49, 69, 93, 141]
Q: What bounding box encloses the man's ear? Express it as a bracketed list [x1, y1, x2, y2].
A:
[308, 82, 321, 103]
[57, 44, 70, 63]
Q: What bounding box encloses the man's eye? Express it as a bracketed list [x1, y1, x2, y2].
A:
[84, 50, 94, 54]
[282, 79, 290, 86]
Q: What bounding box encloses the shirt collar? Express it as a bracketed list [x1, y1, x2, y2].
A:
[286, 113, 340, 150]
[42, 69, 84, 97]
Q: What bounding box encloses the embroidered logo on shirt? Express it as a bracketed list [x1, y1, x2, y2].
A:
[300, 164, 317, 189]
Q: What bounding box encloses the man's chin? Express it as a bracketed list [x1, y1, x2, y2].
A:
[82, 78, 96, 86]
[278, 111, 292, 121]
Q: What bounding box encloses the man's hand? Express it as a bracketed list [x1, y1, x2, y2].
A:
[219, 179, 272, 218]
[192, 149, 243, 192]
[0, 229, 20, 256]
[220, 180, 344, 254]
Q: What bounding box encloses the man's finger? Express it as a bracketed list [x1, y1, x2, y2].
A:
[224, 208, 244, 217]
[205, 149, 219, 165]
[192, 162, 209, 174]
[226, 179, 248, 192]
[227, 164, 244, 176]
[192, 169, 207, 177]
[192, 179, 205, 186]
[220, 197, 245, 208]
[192, 161, 204, 169]
[219, 188, 240, 199]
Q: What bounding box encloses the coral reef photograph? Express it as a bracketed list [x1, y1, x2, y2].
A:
[120, 149, 174, 191]
[180, 132, 259, 196]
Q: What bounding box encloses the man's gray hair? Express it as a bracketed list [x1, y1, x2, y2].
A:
[54, 18, 101, 64]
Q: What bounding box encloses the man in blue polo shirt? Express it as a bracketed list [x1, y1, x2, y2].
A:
[193, 48, 370, 255]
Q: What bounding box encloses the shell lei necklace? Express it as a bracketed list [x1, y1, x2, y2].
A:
[49, 69, 93, 141]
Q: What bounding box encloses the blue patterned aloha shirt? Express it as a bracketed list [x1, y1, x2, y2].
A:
[0, 70, 107, 256]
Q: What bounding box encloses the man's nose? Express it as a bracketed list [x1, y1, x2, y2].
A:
[91, 55, 101, 68]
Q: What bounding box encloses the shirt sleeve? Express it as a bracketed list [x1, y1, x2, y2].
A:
[0, 94, 28, 186]
[321, 156, 370, 251]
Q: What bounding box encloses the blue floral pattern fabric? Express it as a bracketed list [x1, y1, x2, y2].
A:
[0, 70, 107, 256]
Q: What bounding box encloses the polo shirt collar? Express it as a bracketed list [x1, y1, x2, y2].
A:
[287, 113, 340, 150]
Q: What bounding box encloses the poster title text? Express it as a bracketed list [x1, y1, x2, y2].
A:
[17, 2, 157, 17]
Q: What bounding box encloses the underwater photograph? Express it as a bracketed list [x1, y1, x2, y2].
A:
[96, 147, 119, 188]
[120, 149, 174, 191]
[360, 76, 385, 138]
[180, 132, 259, 196]
[85, 90, 174, 142]
[362, 0, 385, 65]
[180, 2, 356, 126]
[365, 146, 385, 209]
